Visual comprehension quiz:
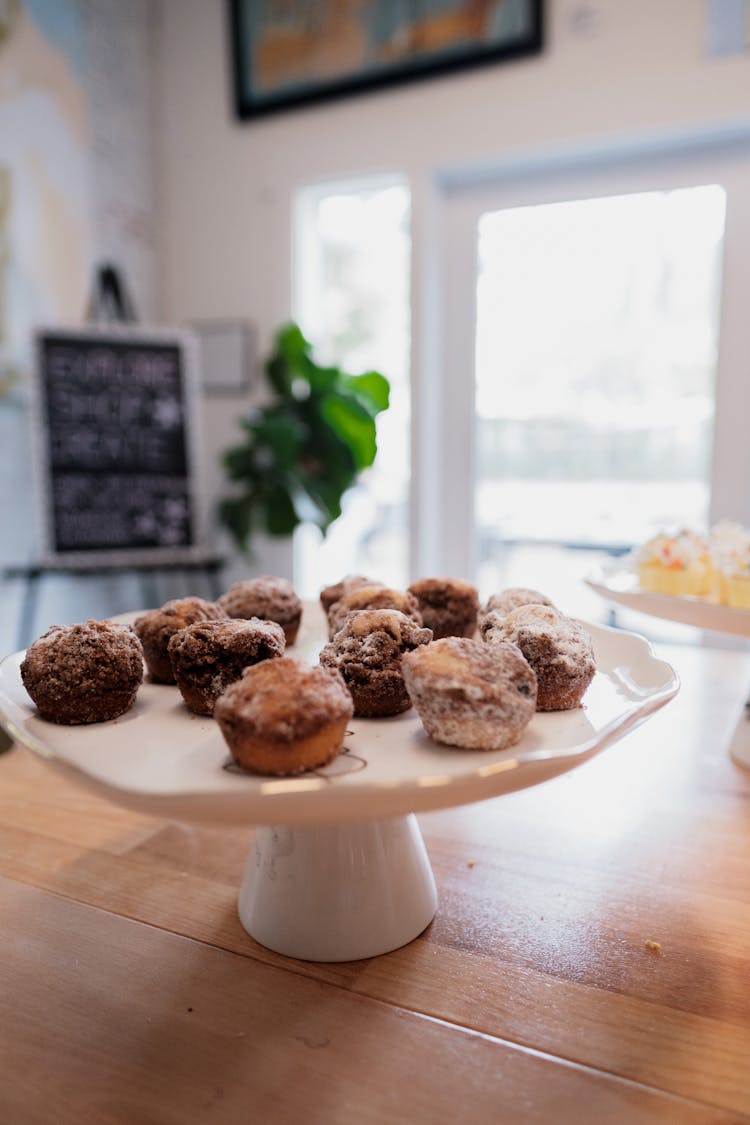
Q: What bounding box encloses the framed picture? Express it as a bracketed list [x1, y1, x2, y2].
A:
[229, 1, 543, 119]
[191, 320, 255, 395]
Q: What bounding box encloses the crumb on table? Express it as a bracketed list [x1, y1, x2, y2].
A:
[644, 939, 661, 954]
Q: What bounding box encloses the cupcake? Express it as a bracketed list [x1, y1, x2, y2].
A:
[327, 584, 422, 639]
[483, 604, 595, 711]
[168, 617, 285, 715]
[710, 521, 750, 608]
[319, 608, 432, 717]
[134, 597, 225, 683]
[218, 576, 302, 645]
[402, 636, 537, 751]
[319, 574, 379, 616]
[480, 587, 556, 626]
[215, 657, 353, 776]
[20, 619, 143, 725]
[407, 577, 479, 639]
[635, 530, 711, 597]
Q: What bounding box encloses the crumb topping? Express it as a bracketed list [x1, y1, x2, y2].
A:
[215, 658, 352, 742]
[327, 585, 422, 637]
[481, 587, 555, 622]
[20, 619, 144, 723]
[218, 576, 301, 625]
[402, 636, 536, 705]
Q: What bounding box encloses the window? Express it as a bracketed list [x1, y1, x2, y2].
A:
[439, 144, 750, 631]
[293, 178, 411, 596]
[474, 185, 726, 610]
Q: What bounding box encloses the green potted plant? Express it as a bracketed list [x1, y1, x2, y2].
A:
[219, 322, 390, 553]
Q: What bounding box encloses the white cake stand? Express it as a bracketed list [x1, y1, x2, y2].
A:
[0, 609, 678, 962]
[586, 564, 750, 771]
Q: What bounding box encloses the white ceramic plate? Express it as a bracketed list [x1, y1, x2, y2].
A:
[586, 563, 750, 637]
[0, 608, 678, 826]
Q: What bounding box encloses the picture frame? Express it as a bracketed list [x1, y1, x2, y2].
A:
[191, 320, 255, 395]
[229, 1, 543, 120]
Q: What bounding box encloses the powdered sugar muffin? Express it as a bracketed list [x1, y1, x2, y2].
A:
[218, 576, 302, 645]
[134, 597, 225, 683]
[215, 657, 353, 776]
[327, 584, 422, 639]
[480, 587, 556, 625]
[401, 636, 537, 751]
[168, 617, 285, 716]
[407, 577, 479, 639]
[319, 574, 379, 615]
[20, 619, 143, 724]
[484, 604, 595, 711]
[319, 608, 432, 716]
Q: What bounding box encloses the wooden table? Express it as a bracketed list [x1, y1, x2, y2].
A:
[2, 639, 750, 1124]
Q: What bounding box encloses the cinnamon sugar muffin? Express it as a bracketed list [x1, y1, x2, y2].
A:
[134, 597, 225, 683]
[407, 577, 479, 640]
[20, 619, 144, 724]
[480, 587, 556, 626]
[319, 608, 432, 717]
[168, 617, 285, 716]
[215, 657, 353, 776]
[327, 584, 422, 640]
[484, 604, 595, 711]
[402, 636, 537, 751]
[319, 574, 378, 615]
[218, 577, 302, 646]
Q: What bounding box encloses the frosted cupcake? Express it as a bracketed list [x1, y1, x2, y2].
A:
[709, 521, 750, 608]
[635, 529, 711, 597]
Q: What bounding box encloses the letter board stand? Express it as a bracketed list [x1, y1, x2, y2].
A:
[13, 322, 222, 649]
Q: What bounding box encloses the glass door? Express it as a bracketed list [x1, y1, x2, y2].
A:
[438, 144, 750, 621]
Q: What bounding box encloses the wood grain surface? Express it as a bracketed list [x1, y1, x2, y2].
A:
[1, 640, 750, 1123]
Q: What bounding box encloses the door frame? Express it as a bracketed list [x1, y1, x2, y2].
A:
[428, 136, 750, 580]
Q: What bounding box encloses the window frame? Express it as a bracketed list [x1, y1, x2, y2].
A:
[434, 139, 750, 580]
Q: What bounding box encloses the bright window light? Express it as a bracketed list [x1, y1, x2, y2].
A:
[293, 178, 411, 597]
[474, 184, 726, 620]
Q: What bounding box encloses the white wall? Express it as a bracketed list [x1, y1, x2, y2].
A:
[155, 0, 750, 568]
[0, 0, 157, 570]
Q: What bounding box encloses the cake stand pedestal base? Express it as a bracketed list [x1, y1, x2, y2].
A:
[238, 813, 438, 962]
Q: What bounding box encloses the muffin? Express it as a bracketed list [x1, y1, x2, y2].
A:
[134, 597, 225, 683]
[319, 574, 378, 615]
[168, 617, 285, 716]
[215, 657, 353, 776]
[407, 577, 479, 639]
[327, 584, 422, 640]
[402, 636, 537, 751]
[484, 604, 595, 711]
[20, 619, 144, 725]
[218, 576, 302, 645]
[319, 608, 432, 717]
[480, 587, 556, 627]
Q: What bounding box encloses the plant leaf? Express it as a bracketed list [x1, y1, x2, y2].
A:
[219, 495, 254, 549]
[218, 320, 391, 553]
[320, 393, 378, 470]
[264, 483, 300, 536]
[252, 410, 306, 470]
[223, 444, 259, 481]
[346, 371, 390, 413]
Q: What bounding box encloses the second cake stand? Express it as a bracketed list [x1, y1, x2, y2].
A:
[586, 564, 750, 771]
